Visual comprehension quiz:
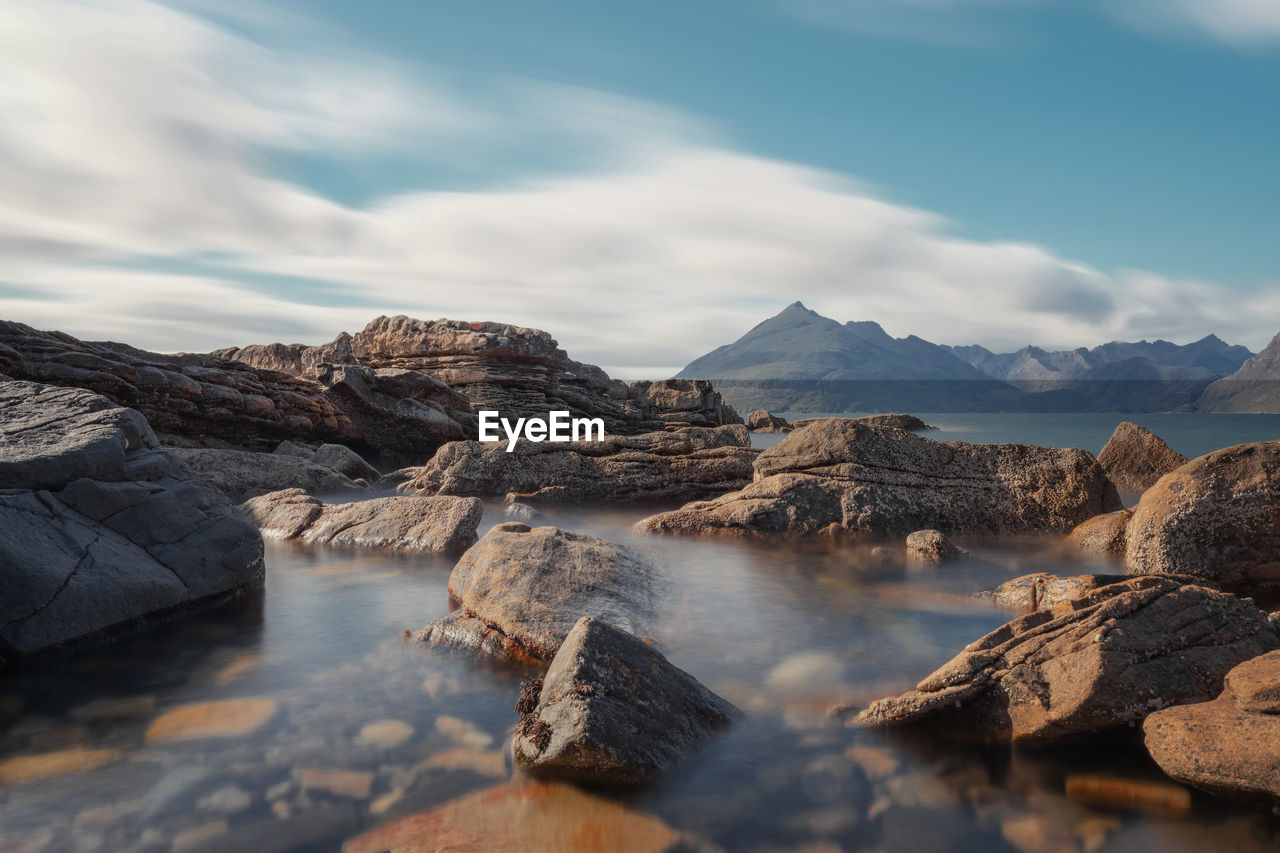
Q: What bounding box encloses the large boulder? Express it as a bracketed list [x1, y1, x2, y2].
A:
[1144, 650, 1280, 803]
[636, 420, 1120, 539]
[218, 315, 742, 436]
[905, 529, 964, 564]
[1096, 422, 1187, 501]
[0, 320, 473, 462]
[167, 448, 367, 504]
[0, 381, 264, 661]
[852, 577, 1278, 744]
[1065, 509, 1132, 556]
[416, 524, 658, 663]
[241, 489, 482, 555]
[308, 443, 380, 482]
[398, 425, 757, 504]
[512, 616, 735, 784]
[1125, 441, 1280, 592]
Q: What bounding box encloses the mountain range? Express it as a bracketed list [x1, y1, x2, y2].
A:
[678, 303, 1279, 413]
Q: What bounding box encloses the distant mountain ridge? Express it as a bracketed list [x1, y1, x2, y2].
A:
[1194, 332, 1280, 412]
[678, 303, 1272, 413]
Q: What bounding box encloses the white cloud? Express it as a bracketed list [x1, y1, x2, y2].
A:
[1114, 0, 1280, 46]
[0, 0, 1276, 376]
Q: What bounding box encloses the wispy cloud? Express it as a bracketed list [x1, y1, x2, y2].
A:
[1, 0, 1277, 374]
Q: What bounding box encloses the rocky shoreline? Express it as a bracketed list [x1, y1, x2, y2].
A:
[4, 313, 1280, 849]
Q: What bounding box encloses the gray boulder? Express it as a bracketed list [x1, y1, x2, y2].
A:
[168, 448, 367, 504]
[240, 489, 481, 555]
[513, 616, 735, 784]
[1096, 422, 1187, 501]
[0, 381, 263, 661]
[416, 524, 657, 663]
[309, 443, 380, 483]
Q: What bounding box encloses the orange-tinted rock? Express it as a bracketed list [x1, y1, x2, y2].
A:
[299, 768, 374, 799]
[975, 573, 1128, 612]
[1066, 510, 1132, 556]
[1097, 422, 1187, 501]
[748, 411, 792, 433]
[144, 698, 278, 744]
[341, 780, 682, 853]
[0, 747, 120, 785]
[1064, 774, 1191, 817]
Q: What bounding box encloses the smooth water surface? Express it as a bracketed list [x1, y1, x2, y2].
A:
[2, 417, 1279, 852]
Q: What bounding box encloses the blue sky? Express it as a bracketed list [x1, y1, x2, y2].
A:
[1, 0, 1278, 374]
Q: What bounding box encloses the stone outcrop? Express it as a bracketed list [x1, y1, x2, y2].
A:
[636, 419, 1120, 540]
[167, 448, 368, 504]
[791, 414, 936, 432]
[747, 410, 791, 433]
[307, 443, 380, 482]
[217, 315, 742, 435]
[975, 573, 1130, 611]
[853, 577, 1278, 743]
[1124, 441, 1280, 592]
[241, 489, 482, 555]
[0, 380, 264, 661]
[0, 320, 473, 462]
[398, 424, 757, 504]
[1194, 330, 1280, 413]
[1096, 422, 1187, 500]
[905, 529, 964, 564]
[1144, 650, 1280, 803]
[512, 616, 735, 784]
[416, 524, 657, 663]
[1066, 509, 1132, 556]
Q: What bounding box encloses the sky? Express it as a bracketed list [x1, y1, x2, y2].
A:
[2, 0, 1278, 377]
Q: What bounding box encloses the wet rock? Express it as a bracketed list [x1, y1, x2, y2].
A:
[503, 501, 539, 522]
[636, 420, 1119, 540]
[357, 720, 414, 749]
[416, 747, 507, 779]
[905, 529, 964, 564]
[1144, 650, 1280, 803]
[168, 448, 366, 504]
[1063, 774, 1191, 817]
[0, 381, 264, 660]
[172, 820, 228, 852]
[435, 717, 494, 750]
[196, 785, 253, 815]
[298, 768, 374, 800]
[0, 319, 473, 460]
[310, 444, 380, 483]
[975, 573, 1131, 612]
[1097, 422, 1187, 501]
[853, 577, 1278, 743]
[766, 652, 845, 694]
[1066, 510, 1132, 557]
[144, 698, 278, 744]
[341, 780, 683, 853]
[241, 489, 481, 555]
[512, 617, 735, 784]
[0, 747, 121, 785]
[416, 525, 657, 663]
[748, 410, 792, 433]
[397, 425, 758, 504]
[1125, 440, 1280, 592]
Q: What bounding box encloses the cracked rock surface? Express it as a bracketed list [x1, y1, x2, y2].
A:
[851, 576, 1278, 744]
[416, 524, 657, 663]
[0, 380, 264, 661]
[635, 419, 1121, 539]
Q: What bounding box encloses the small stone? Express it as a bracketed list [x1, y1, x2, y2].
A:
[435, 716, 493, 750]
[171, 820, 228, 852]
[213, 653, 260, 684]
[298, 768, 374, 799]
[0, 747, 121, 785]
[144, 698, 278, 744]
[416, 747, 507, 779]
[196, 785, 252, 814]
[766, 652, 844, 694]
[357, 720, 415, 749]
[1064, 774, 1191, 817]
[844, 745, 900, 781]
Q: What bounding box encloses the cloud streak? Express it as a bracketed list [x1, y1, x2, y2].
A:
[1, 0, 1277, 377]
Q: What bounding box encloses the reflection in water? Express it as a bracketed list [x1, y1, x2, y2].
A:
[1, 499, 1278, 852]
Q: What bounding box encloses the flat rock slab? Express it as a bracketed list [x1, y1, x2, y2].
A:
[1145, 651, 1280, 803]
[637, 420, 1119, 539]
[145, 698, 279, 744]
[512, 616, 735, 784]
[854, 577, 1278, 744]
[170, 448, 366, 504]
[1125, 440, 1280, 592]
[0, 381, 264, 660]
[417, 524, 658, 663]
[397, 425, 757, 504]
[241, 489, 481, 555]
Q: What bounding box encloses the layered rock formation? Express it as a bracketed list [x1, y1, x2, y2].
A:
[417, 524, 657, 663]
[1145, 650, 1280, 803]
[747, 410, 791, 432]
[1096, 422, 1187, 500]
[398, 424, 757, 504]
[217, 315, 742, 435]
[853, 577, 1277, 743]
[512, 616, 735, 784]
[167, 448, 369, 504]
[975, 573, 1130, 612]
[636, 419, 1120, 539]
[0, 320, 472, 461]
[241, 489, 482, 555]
[1125, 441, 1280, 592]
[0, 381, 264, 661]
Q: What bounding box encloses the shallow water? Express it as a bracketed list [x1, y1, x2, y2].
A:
[3, 418, 1280, 852]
